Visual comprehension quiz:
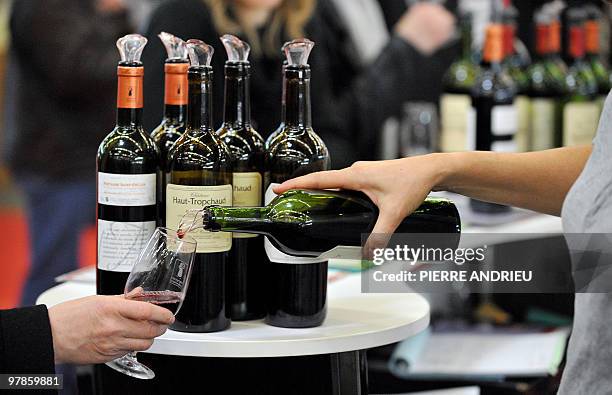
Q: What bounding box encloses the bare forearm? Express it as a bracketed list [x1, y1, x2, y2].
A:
[435, 146, 592, 216]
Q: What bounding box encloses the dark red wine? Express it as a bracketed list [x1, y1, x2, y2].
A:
[130, 290, 182, 315]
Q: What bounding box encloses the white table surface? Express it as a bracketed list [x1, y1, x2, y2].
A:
[37, 274, 430, 358]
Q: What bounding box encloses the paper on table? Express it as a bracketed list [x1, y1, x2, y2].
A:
[390, 329, 569, 379]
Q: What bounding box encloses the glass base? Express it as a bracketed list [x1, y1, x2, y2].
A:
[105, 353, 155, 380]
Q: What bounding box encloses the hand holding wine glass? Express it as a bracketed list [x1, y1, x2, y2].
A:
[105, 227, 197, 379]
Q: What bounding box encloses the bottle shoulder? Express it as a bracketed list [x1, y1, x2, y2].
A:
[97, 127, 159, 171]
[472, 68, 516, 102]
[267, 127, 329, 156]
[168, 128, 233, 168]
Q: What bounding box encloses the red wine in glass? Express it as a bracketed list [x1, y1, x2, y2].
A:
[129, 290, 183, 315]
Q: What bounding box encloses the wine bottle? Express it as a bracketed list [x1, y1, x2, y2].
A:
[501, 0, 530, 153]
[166, 40, 233, 333]
[217, 35, 267, 321]
[526, 12, 567, 151]
[469, 24, 517, 214]
[97, 35, 159, 295]
[562, 8, 599, 147]
[584, 5, 611, 107]
[151, 32, 189, 227]
[265, 39, 330, 328]
[440, 12, 478, 152]
[202, 190, 461, 259]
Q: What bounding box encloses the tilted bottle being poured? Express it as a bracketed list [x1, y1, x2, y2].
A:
[199, 190, 461, 261]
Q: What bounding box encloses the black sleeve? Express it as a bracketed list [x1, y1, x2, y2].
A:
[10, 0, 130, 102]
[0, 305, 55, 374]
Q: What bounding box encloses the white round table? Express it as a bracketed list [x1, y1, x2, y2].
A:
[38, 273, 429, 394]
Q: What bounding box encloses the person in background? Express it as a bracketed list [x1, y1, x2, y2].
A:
[142, 0, 456, 168]
[7, 0, 130, 307]
[0, 295, 173, 376]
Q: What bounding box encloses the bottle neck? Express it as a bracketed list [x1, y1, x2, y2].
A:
[284, 66, 312, 128]
[502, 23, 516, 59]
[535, 24, 550, 60]
[549, 21, 562, 58]
[585, 20, 600, 56]
[163, 61, 189, 124]
[204, 206, 271, 235]
[187, 67, 214, 131]
[280, 63, 287, 124]
[116, 65, 144, 128]
[222, 63, 251, 127]
[460, 22, 473, 61]
[568, 25, 586, 62]
[482, 25, 504, 69]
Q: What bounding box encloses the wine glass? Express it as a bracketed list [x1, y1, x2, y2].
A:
[105, 227, 197, 379]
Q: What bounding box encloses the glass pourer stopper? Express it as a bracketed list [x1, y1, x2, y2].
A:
[159, 32, 188, 61]
[117, 34, 148, 64]
[282, 38, 314, 67]
[186, 39, 214, 67]
[220, 34, 251, 63]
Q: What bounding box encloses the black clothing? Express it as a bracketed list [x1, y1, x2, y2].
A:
[8, 0, 130, 181]
[0, 305, 55, 375]
[143, 0, 453, 168]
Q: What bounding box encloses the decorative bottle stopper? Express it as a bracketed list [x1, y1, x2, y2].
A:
[159, 32, 188, 61]
[220, 34, 251, 63]
[186, 39, 214, 67]
[116, 34, 148, 65]
[282, 38, 314, 67]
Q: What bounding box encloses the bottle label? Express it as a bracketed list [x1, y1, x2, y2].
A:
[467, 105, 517, 152]
[98, 172, 156, 207]
[491, 105, 518, 136]
[515, 96, 531, 152]
[166, 184, 233, 253]
[117, 66, 144, 109]
[530, 98, 556, 151]
[232, 172, 262, 239]
[563, 102, 600, 146]
[440, 93, 471, 152]
[264, 183, 326, 264]
[97, 219, 156, 272]
[164, 63, 189, 105]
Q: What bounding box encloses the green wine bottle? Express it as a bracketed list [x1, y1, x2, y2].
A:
[584, 5, 611, 108]
[440, 12, 478, 152]
[562, 8, 599, 147]
[526, 12, 567, 151]
[202, 190, 461, 260]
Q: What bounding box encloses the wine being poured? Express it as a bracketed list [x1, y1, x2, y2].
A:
[176, 189, 462, 261]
